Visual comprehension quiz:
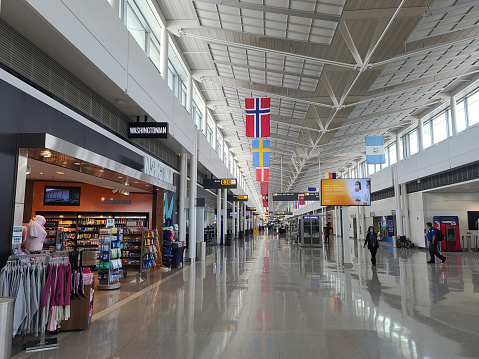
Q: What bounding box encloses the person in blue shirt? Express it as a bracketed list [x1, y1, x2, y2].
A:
[426, 222, 446, 264]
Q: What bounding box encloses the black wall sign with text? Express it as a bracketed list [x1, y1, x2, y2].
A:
[128, 122, 168, 139]
[204, 178, 237, 189]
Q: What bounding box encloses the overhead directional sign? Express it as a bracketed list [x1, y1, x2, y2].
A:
[271, 211, 293, 216]
[304, 193, 320, 201]
[246, 206, 257, 211]
[227, 195, 248, 201]
[204, 178, 237, 189]
[272, 193, 298, 201]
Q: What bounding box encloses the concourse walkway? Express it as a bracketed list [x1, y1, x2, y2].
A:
[13, 234, 479, 359]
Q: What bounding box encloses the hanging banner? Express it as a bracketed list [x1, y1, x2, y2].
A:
[299, 195, 305, 205]
[260, 182, 269, 195]
[245, 98, 271, 137]
[252, 140, 270, 167]
[256, 167, 270, 181]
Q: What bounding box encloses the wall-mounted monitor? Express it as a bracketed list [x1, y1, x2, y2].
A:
[467, 211, 479, 230]
[321, 179, 371, 206]
[44, 186, 81, 206]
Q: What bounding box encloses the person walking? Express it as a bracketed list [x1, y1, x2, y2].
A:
[364, 226, 379, 266]
[426, 222, 446, 264]
[323, 222, 331, 244]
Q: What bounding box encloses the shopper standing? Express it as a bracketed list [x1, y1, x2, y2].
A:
[426, 222, 446, 264]
[364, 226, 379, 266]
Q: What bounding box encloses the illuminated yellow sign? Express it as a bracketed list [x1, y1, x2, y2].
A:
[237, 195, 247, 199]
[221, 179, 236, 186]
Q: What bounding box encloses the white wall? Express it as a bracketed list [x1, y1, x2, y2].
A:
[408, 192, 426, 248]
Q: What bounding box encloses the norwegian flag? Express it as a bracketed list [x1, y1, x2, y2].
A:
[245, 98, 271, 137]
[256, 167, 269, 182]
[262, 195, 268, 208]
[260, 181, 269, 195]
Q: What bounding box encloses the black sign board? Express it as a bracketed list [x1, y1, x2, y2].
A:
[128, 122, 168, 139]
[195, 198, 206, 207]
[304, 193, 320, 201]
[271, 211, 293, 216]
[272, 193, 298, 201]
[227, 195, 248, 201]
[246, 206, 257, 211]
[204, 178, 237, 189]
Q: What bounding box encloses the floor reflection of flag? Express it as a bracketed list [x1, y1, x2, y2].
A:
[256, 310, 272, 331]
[253, 336, 273, 356]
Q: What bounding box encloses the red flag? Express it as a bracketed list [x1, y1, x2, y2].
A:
[299, 195, 305, 205]
[262, 195, 268, 208]
[256, 167, 270, 181]
[245, 98, 270, 137]
[260, 182, 269, 195]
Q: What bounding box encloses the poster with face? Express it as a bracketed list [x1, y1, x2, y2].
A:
[321, 179, 371, 206]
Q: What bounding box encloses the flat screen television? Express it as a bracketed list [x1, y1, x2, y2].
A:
[44, 186, 81, 206]
[321, 178, 371, 206]
[467, 211, 479, 230]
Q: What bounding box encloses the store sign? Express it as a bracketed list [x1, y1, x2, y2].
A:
[103, 199, 132, 205]
[128, 122, 168, 139]
[303, 216, 319, 219]
[227, 195, 248, 201]
[204, 178, 237, 189]
[304, 193, 320, 201]
[143, 155, 174, 185]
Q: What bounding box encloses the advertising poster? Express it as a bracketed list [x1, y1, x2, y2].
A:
[321, 179, 371, 206]
[378, 215, 394, 243]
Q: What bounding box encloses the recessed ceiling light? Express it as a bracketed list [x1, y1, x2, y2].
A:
[146, 185, 150, 187]
[40, 150, 51, 158]
[99, 169, 104, 173]
[56, 172, 64, 175]
[118, 176, 123, 179]
[39, 172, 43, 175]
[134, 181, 139, 184]
[74, 162, 81, 165]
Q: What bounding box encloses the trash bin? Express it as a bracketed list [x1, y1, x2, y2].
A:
[0, 297, 14, 359]
[225, 233, 232, 246]
[196, 242, 206, 261]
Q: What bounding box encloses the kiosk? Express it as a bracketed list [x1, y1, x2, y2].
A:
[433, 216, 461, 252]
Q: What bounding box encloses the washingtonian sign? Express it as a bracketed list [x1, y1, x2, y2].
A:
[128, 122, 168, 138]
[143, 155, 174, 185]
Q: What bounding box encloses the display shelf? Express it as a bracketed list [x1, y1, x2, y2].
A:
[299, 216, 322, 247]
[97, 228, 123, 290]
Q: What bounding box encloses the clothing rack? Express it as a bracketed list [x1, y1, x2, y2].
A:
[7, 252, 69, 352]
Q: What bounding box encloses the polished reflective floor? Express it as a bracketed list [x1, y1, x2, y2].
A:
[13, 233, 479, 359]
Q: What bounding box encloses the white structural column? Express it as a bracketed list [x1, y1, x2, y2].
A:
[178, 152, 188, 243]
[160, 27, 168, 80]
[236, 201, 240, 238]
[401, 183, 411, 240]
[393, 164, 403, 240]
[188, 130, 198, 260]
[232, 202, 236, 238]
[243, 202, 247, 235]
[418, 118, 424, 152]
[202, 104, 208, 134]
[107, 0, 121, 16]
[216, 189, 221, 245]
[396, 133, 402, 162]
[186, 74, 193, 114]
[341, 206, 352, 266]
[223, 188, 227, 244]
[450, 96, 459, 136]
[13, 149, 28, 228]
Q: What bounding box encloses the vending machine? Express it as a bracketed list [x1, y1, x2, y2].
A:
[433, 216, 461, 251]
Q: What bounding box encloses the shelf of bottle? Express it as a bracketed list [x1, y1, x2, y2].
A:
[123, 248, 141, 251]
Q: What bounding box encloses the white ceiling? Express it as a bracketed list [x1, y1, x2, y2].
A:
[158, 0, 479, 212]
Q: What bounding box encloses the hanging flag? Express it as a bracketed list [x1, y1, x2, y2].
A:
[294, 201, 298, 210]
[252, 140, 270, 167]
[262, 195, 268, 208]
[260, 182, 269, 195]
[245, 98, 271, 137]
[299, 195, 305, 205]
[324, 173, 337, 179]
[365, 136, 386, 164]
[256, 167, 270, 182]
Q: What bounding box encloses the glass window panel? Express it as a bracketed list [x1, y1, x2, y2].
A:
[207, 126, 213, 145]
[409, 129, 418, 155]
[432, 112, 448, 144]
[456, 100, 467, 132]
[467, 91, 479, 127]
[168, 62, 177, 93]
[149, 39, 161, 70]
[423, 121, 432, 149]
[389, 143, 397, 165]
[181, 82, 187, 107]
[368, 164, 375, 175]
[127, 4, 146, 51]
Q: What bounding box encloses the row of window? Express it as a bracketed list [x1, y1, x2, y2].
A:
[344, 86, 479, 178]
[112, 0, 246, 190]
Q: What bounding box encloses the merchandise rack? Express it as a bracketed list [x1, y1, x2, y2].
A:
[122, 227, 159, 279]
[97, 227, 123, 290]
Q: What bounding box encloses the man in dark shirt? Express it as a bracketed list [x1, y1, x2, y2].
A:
[323, 222, 331, 244]
[426, 222, 446, 264]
